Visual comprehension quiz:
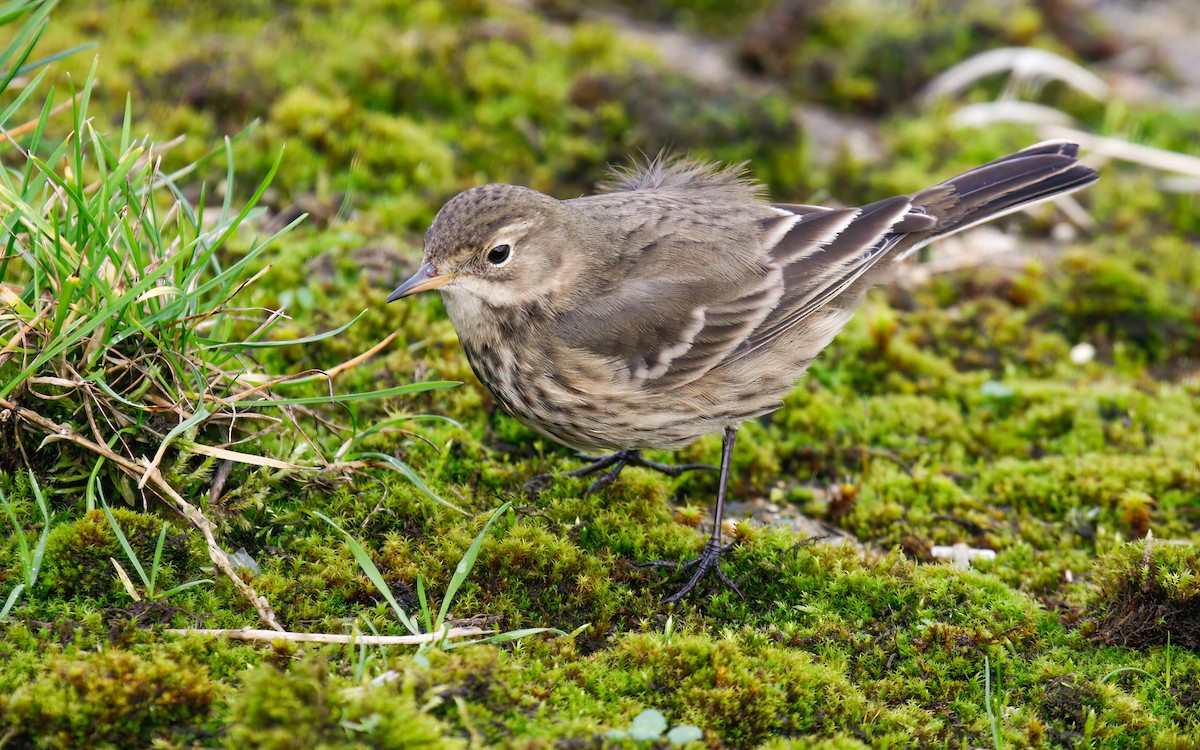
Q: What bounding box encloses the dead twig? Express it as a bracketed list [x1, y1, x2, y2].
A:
[164, 626, 485, 645]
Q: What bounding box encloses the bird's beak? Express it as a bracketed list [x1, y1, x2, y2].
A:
[386, 262, 457, 302]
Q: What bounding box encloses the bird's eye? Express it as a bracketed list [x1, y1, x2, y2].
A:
[487, 244, 512, 265]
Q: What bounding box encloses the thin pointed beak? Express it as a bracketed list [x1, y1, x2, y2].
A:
[386, 262, 457, 302]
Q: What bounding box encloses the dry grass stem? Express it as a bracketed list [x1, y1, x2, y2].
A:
[0, 396, 284, 631]
[163, 626, 487, 645]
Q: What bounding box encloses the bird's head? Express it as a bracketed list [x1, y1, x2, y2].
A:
[387, 184, 575, 308]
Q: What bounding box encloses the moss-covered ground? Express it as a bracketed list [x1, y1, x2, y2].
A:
[2, 0, 1198, 747]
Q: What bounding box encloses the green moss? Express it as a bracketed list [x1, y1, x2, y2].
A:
[225, 658, 458, 749]
[1083, 538, 1200, 649]
[585, 633, 867, 746]
[0, 648, 218, 749]
[738, 0, 1049, 113]
[37, 509, 204, 604]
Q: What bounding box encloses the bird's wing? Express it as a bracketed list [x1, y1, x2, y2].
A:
[740, 195, 928, 354]
[554, 196, 930, 390]
[554, 255, 783, 390]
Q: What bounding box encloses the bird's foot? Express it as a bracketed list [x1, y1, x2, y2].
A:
[642, 538, 744, 604]
[524, 450, 715, 497]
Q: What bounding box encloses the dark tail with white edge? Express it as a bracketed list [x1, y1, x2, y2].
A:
[912, 139, 1098, 241]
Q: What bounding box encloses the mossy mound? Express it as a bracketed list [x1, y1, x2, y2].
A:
[37, 509, 205, 604]
[1083, 537, 1200, 649]
[0, 648, 218, 749]
[225, 658, 458, 750]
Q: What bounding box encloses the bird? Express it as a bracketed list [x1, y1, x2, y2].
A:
[387, 140, 1098, 603]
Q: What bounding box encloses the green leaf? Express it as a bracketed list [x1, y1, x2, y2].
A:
[149, 523, 168, 595]
[201, 310, 366, 350]
[0, 583, 26, 621]
[160, 579, 214, 599]
[231, 381, 459, 408]
[417, 573, 432, 635]
[142, 407, 211, 489]
[101, 499, 150, 590]
[354, 452, 464, 516]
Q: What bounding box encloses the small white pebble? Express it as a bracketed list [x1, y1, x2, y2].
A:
[1051, 222, 1078, 243]
[931, 542, 996, 569]
[1070, 342, 1096, 365]
[370, 670, 401, 686]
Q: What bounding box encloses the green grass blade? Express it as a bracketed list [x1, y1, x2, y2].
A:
[160, 579, 213, 599]
[436, 503, 511, 630]
[149, 523, 167, 595]
[0, 487, 31, 579]
[26, 471, 49, 589]
[1101, 666, 1156, 684]
[312, 511, 421, 636]
[100, 499, 150, 590]
[354, 452, 464, 515]
[335, 414, 463, 461]
[417, 573, 432, 634]
[142, 407, 211, 488]
[205, 146, 284, 256]
[0, 583, 25, 621]
[201, 310, 366, 350]
[479, 628, 564, 644]
[445, 628, 566, 650]
[231, 381, 460, 408]
[13, 42, 92, 77]
[0, 65, 48, 126]
[985, 656, 1001, 750]
[0, 1, 36, 26]
[0, 1, 47, 93]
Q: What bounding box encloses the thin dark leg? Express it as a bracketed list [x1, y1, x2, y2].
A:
[524, 449, 716, 497]
[644, 424, 744, 604]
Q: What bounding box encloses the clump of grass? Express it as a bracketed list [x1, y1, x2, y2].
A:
[0, 0, 457, 628]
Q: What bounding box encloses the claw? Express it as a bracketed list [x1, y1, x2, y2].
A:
[646, 539, 744, 604]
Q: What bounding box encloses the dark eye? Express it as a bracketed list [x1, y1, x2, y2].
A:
[487, 244, 511, 265]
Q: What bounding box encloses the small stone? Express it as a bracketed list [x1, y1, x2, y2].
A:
[931, 542, 996, 569]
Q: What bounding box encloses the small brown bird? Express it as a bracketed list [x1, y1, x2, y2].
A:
[388, 141, 1097, 602]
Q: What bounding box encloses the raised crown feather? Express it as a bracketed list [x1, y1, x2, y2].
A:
[597, 151, 766, 202]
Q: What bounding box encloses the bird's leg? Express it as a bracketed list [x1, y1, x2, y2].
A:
[643, 425, 744, 604]
[524, 450, 715, 497]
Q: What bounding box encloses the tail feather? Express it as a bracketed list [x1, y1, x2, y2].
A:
[742, 140, 1097, 356]
[913, 139, 1098, 239]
